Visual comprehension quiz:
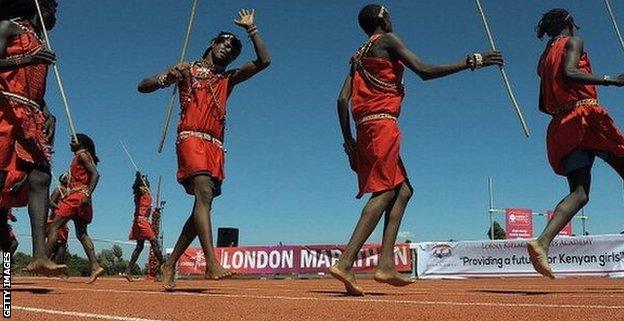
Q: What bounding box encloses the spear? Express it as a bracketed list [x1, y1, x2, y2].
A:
[33, 0, 78, 143]
[474, 0, 530, 137]
[605, 0, 624, 55]
[157, 0, 200, 153]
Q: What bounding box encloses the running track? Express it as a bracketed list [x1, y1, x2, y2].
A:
[10, 276, 624, 320]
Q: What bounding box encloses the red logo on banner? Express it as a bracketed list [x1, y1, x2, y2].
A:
[177, 244, 412, 276]
[505, 208, 533, 239]
[547, 210, 572, 236]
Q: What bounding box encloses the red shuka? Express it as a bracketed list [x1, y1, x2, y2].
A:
[0, 19, 51, 168]
[175, 62, 232, 193]
[0, 153, 28, 208]
[350, 34, 407, 198]
[538, 36, 624, 175]
[47, 185, 70, 243]
[129, 191, 156, 241]
[56, 150, 94, 223]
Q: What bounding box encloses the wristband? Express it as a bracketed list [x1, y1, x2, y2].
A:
[603, 75, 612, 86]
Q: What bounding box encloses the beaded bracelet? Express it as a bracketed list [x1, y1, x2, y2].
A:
[157, 73, 168, 88]
[467, 53, 483, 71]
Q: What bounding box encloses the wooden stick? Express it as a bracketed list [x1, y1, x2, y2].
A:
[119, 140, 153, 197]
[157, 0, 200, 153]
[605, 0, 624, 55]
[33, 0, 78, 143]
[475, 0, 530, 138]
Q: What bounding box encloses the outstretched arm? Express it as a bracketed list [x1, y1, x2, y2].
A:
[0, 20, 55, 72]
[137, 62, 190, 93]
[563, 37, 624, 86]
[337, 72, 357, 172]
[230, 9, 271, 86]
[384, 33, 502, 80]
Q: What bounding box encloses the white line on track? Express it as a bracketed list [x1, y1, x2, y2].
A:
[13, 306, 172, 321]
[64, 287, 624, 310]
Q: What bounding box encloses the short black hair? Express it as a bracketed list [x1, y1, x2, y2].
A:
[76, 133, 99, 164]
[0, 0, 56, 21]
[536, 8, 573, 40]
[201, 31, 242, 61]
[358, 4, 385, 35]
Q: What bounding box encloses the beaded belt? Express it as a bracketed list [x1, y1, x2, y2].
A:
[134, 216, 149, 221]
[0, 91, 42, 111]
[356, 113, 397, 126]
[177, 130, 224, 149]
[553, 98, 599, 115]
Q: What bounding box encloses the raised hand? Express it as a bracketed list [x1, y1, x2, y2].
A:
[481, 50, 504, 67]
[234, 9, 255, 30]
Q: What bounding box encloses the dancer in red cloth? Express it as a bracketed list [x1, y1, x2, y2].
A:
[47, 173, 70, 265]
[46, 134, 104, 284]
[138, 9, 270, 291]
[331, 4, 502, 295]
[0, 208, 19, 258]
[123, 172, 164, 282]
[0, 0, 65, 275]
[528, 8, 624, 278]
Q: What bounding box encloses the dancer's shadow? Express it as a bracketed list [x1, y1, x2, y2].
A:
[168, 288, 224, 294]
[476, 288, 624, 296]
[309, 290, 386, 297]
[11, 288, 54, 294]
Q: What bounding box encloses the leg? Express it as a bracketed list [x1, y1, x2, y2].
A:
[74, 219, 104, 284]
[124, 240, 145, 282]
[161, 214, 197, 291]
[329, 188, 397, 296]
[190, 175, 231, 280]
[149, 238, 165, 265]
[26, 169, 66, 276]
[45, 216, 69, 256]
[528, 166, 591, 278]
[604, 155, 624, 180]
[375, 181, 415, 286]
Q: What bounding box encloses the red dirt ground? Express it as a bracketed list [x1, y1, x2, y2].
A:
[9, 276, 624, 321]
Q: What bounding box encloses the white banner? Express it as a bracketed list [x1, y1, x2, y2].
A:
[416, 234, 624, 279]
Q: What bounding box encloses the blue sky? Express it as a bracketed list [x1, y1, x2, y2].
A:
[11, 0, 624, 260]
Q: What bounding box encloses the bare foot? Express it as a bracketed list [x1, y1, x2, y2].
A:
[160, 263, 175, 291]
[26, 259, 67, 276]
[328, 265, 364, 296]
[373, 269, 415, 287]
[122, 272, 133, 282]
[204, 264, 233, 280]
[86, 267, 105, 284]
[527, 241, 555, 279]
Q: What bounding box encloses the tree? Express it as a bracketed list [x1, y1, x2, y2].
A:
[487, 221, 506, 240]
[66, 253, 91, 276]
[12, 251, 31, 275]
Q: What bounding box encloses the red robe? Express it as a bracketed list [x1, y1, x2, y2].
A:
[56, 150, 94, 223]
[351, 34, 407, 198]
[176, 62, 232, 196]
[47, 186, 70, 243]
[538, 36, 624, 175]
[129, 191, 156, 241]
[0, 19, 51, 168]
[0, 153, 28, 208]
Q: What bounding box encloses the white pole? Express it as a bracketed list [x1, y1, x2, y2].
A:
[605, 0, 624, 55]
[475, 0, 530, 137]
[33, 0, 78, 142]
[488, 177, 494, 239]
[157, 0, 200, 153]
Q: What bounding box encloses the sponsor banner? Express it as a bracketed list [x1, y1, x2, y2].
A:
[547, 210, 573, 236]
[505, 208, 533, 239]
[178, 244, 412, 275]
[417, 234, 624, 279]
